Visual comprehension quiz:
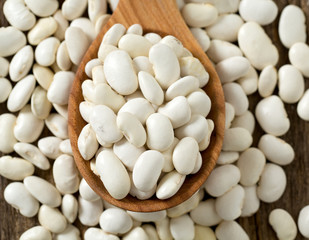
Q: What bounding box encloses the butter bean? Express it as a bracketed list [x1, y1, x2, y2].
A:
[156, 170, 186, 200]
[128, 210, 166, 222]
[14, 105, 44, 143]
[175, 114, 208, 143]
[269, 208, 297, 240]
[257, 163, 286, 203]
[78, 124, 99, 160]
[207, 40, 242, 63]
[255, 95, 290, 136]
[161, 137, 179, 172]
[4, 182, 39, 217]
[298, 205, 309, 238]
[61, 194, 78, 223]
[102, 23, 126, 46]
[241, 185, 260, 217]
[279, 5, 306, 49]
[24, 176, 61, 207]
[84, 228, 120, 240]
[190, 28, 210, 52]
[165, 76, 199, 101]
[95, 14, 111, 35]
[35, 37, 60, 66]
[258, 65, 277, 98]
[129, 174, 156, 200]
[0, 113, 17, 153]
[204, 164, 240, 197]
[123, 227, 149, 240]
[79, 178, 99, 202]
[100, 208, 133, 234]
[32, 64, 54, 90]
[198, 119, 214, 151]
[53, 154, 80, 194]
[231, 110, 255, 135]
[207, 14, 243, 42]
[113, 138, 145, 171]
[215, 184, 245, 221]
[258, 134, 294, 166]
[160, 35, 184, 58]
[187, 91, 211, 118]
[59, 139, 73, 155]
[179, 56, 209, 87]
[88, 0, 107, 22]
[223, 82, 249, 116]
[158, 96, 191, 129]
[20, 226, 52, 240]
[0, 57, 9, 77]
[289, 42, 309, 77]
[62, 0, 87, 20]
[28, 17, 58, 45]
[70, 18, 96, 42]
[133, 150, 164, 191]
[9, 45, 33, 82]
[38, 205, 67, 233]
[238, 22, 278, 70]
[3, 0, 36, 31]
[45, 113, 69, 139]
[146, 113, 174, 151]
[237, 148, 266, 186]
[144, 32, 162, 44]
[127, 23, 143, 35]
[133, 56, 154, 75]
[53, 10, 69, 41]
[0, 26, 26, 57]
[237, 65, 258, 95]
[195, 225, 216, 240]
[170, 214, 194, 240]
[96, 150, 130, 199]
[119, 34, 152, 58]
[138, 71, 164, 105]
[167, 192, 200, 218]
[78, 197, 103, 226]
[222, 127, 252, 151]
[38, 136, 62, 159]
[225, 102, 235, 129]
[65, 27, 90, 65]
[297, 89, 309, 121]
[217, 151, 239, 165]
[215, 221, 249, 240]
[0, 156, 34, 180]
[182, 3, 218, 28]
[190, 199, 222, 227]
[56, 41, 72, 71]
[149, 43, 180, 89]
[239, 0, 278, 25]
[54, 224, 80, 240]
[31, 86, 52, 119]
[14, 142, 49, 170]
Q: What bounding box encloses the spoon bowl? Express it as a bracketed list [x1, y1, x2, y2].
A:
[68, 0, 225, 212]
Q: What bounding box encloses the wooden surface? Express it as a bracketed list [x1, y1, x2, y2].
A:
[68, 0, 225, 212]
[1, 0, 309, 239]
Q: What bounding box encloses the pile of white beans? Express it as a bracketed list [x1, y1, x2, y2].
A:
[78, 23, 213, 200]
[0, 0, 309, 239]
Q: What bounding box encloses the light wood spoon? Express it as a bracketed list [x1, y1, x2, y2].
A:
[68, 0, 225, 212]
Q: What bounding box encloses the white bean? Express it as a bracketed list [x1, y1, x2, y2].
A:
[170, 214, 195, 240]
[53, 154, 80, 194]
[298, 205, 309, 238]
[160, 35, 184, 58]
[14, 105, 44, 143]
[204, 164, 240, 197]
[190, 28, 210, 52]
[4, 182, 39, 217]
[297, 89, 309, 121]
[31, 86, 52, 120]
[24, 176, 61, 207]
[100, 208, 133, 234]
[78, 197, 103, 226]
[133, 150, 164, 191]
[45, 113, 69, 139]
[27, 17, 58, 45]
[122, 227, 148, 240]
[32, 63, 54, 90]
[128, 210, 166, 222]
[59, 139, 73, 155]
[57, 41, 72, 71]
[231, 110, 255, 135]
[0, 26, 26, 57]
[269, 208, 297, 240]
[133, 56, 154, 75]
[102, 23, 126, 46]
[61, 194, 78, 223]
[78, 124, 99, 160]
[215, 220, 249, 240]
[222, 127, 252, 151]
[217, 151, 239, 165]
[207, 39, 242, 63]
[289, 42, 309, 77]
[255, 95, 290, 136]
[38, 136, 62, 159]
[0, 113, 17, 153]
[84, 228, 120, 240]
[118, 34, 152, 58]
[258, 65, 277, 98]
[79, 178, 100, 202]
[70, 18, 96, 42]
[257, 163, 287, 203]
[241, 185, 260, 217]
[20, 226, 52, 240]
[0, 57, 9, 77]
[187, 91, 211, 118]
[279, 5, 306, 48]
[62, 0, 87, 20]
[195, 225, 216, 240]
[0, 156, 34, 181]
[53, 10, 69, 41]
[96, 149, 130, 199]
[53, 224, 80, 240]
[165, 76, 199, 101]
[38, 205, 67, 233]
[35, 37, 60, 66]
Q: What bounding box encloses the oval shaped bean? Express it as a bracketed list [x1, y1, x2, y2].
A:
[61, 0, 87, 20]
[215, 221, 249, 240]
[78, 197, 103, 226]
[165, 76, 199, 101]
[38, 205, 67, 233]
[14, 105, 44, 143]
[53, 154, 80, 194]
[100, 208, 133, 234]
[25, 0, 58, 17]
[35, 37, 60, 66]
[187, 91, 211, 117]
[0, 26, 26, 57]
[170, 214, 195, 240]
[231, 110, 255, 135]
[20, 226, 52, 240]
[96, 150, 130, 199]
[38, 136, 62, 159]
[57, 41, 72, 71]
[146, 113, 174, 151]
[298, 205, 309, 238]
[84, 228, 120, 240]
[133, 150, 164, 191]
[27, 17, 58, 45]
[258, 65, 278, 98]
[8, 75, 35, 112]
[241, 185, 260, 217]
[0, 156, 34, 181]
[32, 63, 54, 90]
[0, 113, 17, 153]
[45, 113, 68, 139]
[297, 89, 309, 121]
[0, 77, 11, 103]
[79, 178, 99, 202]
[31, 86, 52, 120]
[53, 224, 80, 240]
[257, 163, 287, 203]
[61, 194, 78, 223]
[119, 34, 152, 58]
[78, 124, 99, 160]
[289, 42, 309, 77]
[24, 176, 61, 207]
[207, 39, 242, 63]
[4, 182, 39, 217]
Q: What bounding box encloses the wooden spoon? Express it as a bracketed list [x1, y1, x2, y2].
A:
[68, 0, 225, 212]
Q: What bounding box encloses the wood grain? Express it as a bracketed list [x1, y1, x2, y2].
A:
[1, 0, 309, 239]
[68, 0, 225, 212]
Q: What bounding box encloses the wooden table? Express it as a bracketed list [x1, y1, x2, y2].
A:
[1, 0, 309, 239]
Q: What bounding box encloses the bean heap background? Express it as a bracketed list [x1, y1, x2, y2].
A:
[1, 0, 309, 239]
